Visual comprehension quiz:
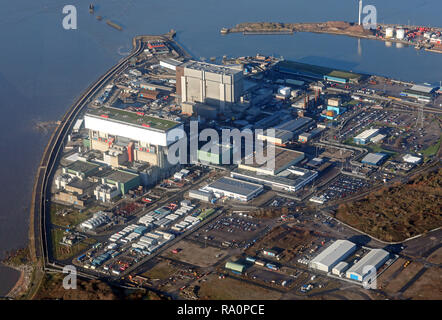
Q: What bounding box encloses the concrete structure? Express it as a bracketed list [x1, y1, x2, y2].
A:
[176, 60, 243, 112]
[62, 160, 100, 180]
[231, 166, 318, 193]
[159, 58, 182, 71]
[197, 143, 235, 165]
[346, 249, 390, 282]
[94, 184, 120, 203]
[100, 170, 141, 195]
[309, 240, 357, 273]
[84, 106, 184, 170]
[188, 189, 214, 202]
[204, 176, 263, 202]
[238, 147, 304, 176]
[353, 128, 379, 145]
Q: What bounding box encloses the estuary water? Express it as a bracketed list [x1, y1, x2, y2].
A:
[0, 0, 441, 295]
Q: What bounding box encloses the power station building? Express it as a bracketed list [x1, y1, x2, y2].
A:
[84, 106, 184, 170]
[176, 60, 243, 112]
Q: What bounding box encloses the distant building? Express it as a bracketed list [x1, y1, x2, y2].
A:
[361, 153, 387, 166]
[238, 147, 305, 176]
[402, 154, 422, 164]
[204, 176, 263, 202]
[346, 249, 390, 282]
[309, 240, 357, 273]
[353, 128, 379, 145]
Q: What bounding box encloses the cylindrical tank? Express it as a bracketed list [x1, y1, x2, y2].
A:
[396, 29, 405, 39]
[385, 27, 394, 38]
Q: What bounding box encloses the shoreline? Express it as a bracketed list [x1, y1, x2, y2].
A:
[221, 21, 442, 54]
[24, 32, 180, 298]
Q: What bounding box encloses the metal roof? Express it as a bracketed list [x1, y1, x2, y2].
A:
[361, 153, 387, 165]
[332, 261, 349, 273]
[206, 177, 262, 197]
[346, 249, 389, 277]
[310, 240, 357, 269]
[410, 84, 435, 94]
[183, 60, 242, 75]
[354, 128, 379, 140]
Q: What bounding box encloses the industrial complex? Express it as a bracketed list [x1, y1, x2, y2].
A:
[29, 29, 441, 303]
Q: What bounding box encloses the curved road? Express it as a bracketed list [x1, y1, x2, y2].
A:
[29, 37, 144, 278]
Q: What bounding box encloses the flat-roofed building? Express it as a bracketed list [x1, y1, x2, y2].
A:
[309, 240, 357, 273]
[100, 169, 141, 195]
[176, 60, 243, 112]
[238, 147, 304, 176]
[84, 106, 184, 170]
[231, 166, 318, 193]
[63, 160, 101, 180]
[353, 128, 379, 145]
[159, 58, 182, 71]
[346, 249, 390, 282]
[361, 152, 387, 166]
[204, 176, 263, 202]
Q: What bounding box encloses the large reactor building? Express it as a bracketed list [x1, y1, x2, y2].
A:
[84, 106, 184, 173]
[176, 60, 243, 112]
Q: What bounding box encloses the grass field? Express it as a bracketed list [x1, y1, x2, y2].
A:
[422, 137, 441, 157]
[50, 203, 104, 228]
[51, 229, 96, 261]
[198, 274, 282, 300]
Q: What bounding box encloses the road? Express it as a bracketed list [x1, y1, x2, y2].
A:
[29, 37, 145, 284]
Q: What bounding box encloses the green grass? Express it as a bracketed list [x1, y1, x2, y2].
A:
[422, 137, 441, 157]
[50, 203, 103, 228]
[51, 229, 96, 261]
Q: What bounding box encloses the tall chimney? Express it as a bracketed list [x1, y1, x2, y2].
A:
[358, 0, 363, 25]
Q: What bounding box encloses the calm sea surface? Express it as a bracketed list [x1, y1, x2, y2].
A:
[0, 0, 440, 295]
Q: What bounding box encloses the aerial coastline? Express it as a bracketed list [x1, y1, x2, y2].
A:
[221, 21, 442, 54]
[10, 26, 439, 301]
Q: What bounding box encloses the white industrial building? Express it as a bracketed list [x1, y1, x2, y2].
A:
[332, 261, 350, 276]
[309, 240, 357, 273]
[84, 107, 184, 170]
[353, 128, 380, 145]
[203, 176, 263, 202]
[346, 249, 390, 282]
[403, 154, 422, 164]
[160, 58, 183, 71]
[188, 189, 214, 202]
[80, 211, 110, 230]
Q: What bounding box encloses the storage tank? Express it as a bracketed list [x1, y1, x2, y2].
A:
[396, 29, 405, 39]
[385, 27, 394, 38]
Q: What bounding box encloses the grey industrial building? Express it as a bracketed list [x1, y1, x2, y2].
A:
[176, 60, 243, 112]
[231, 166, 318, 193]
[346, 249, 390, 282]
[309, 240, 357, 273]
[188, 189, 214, 202]
[203, 176, 263, 202]
[332, 261, 350, 276]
